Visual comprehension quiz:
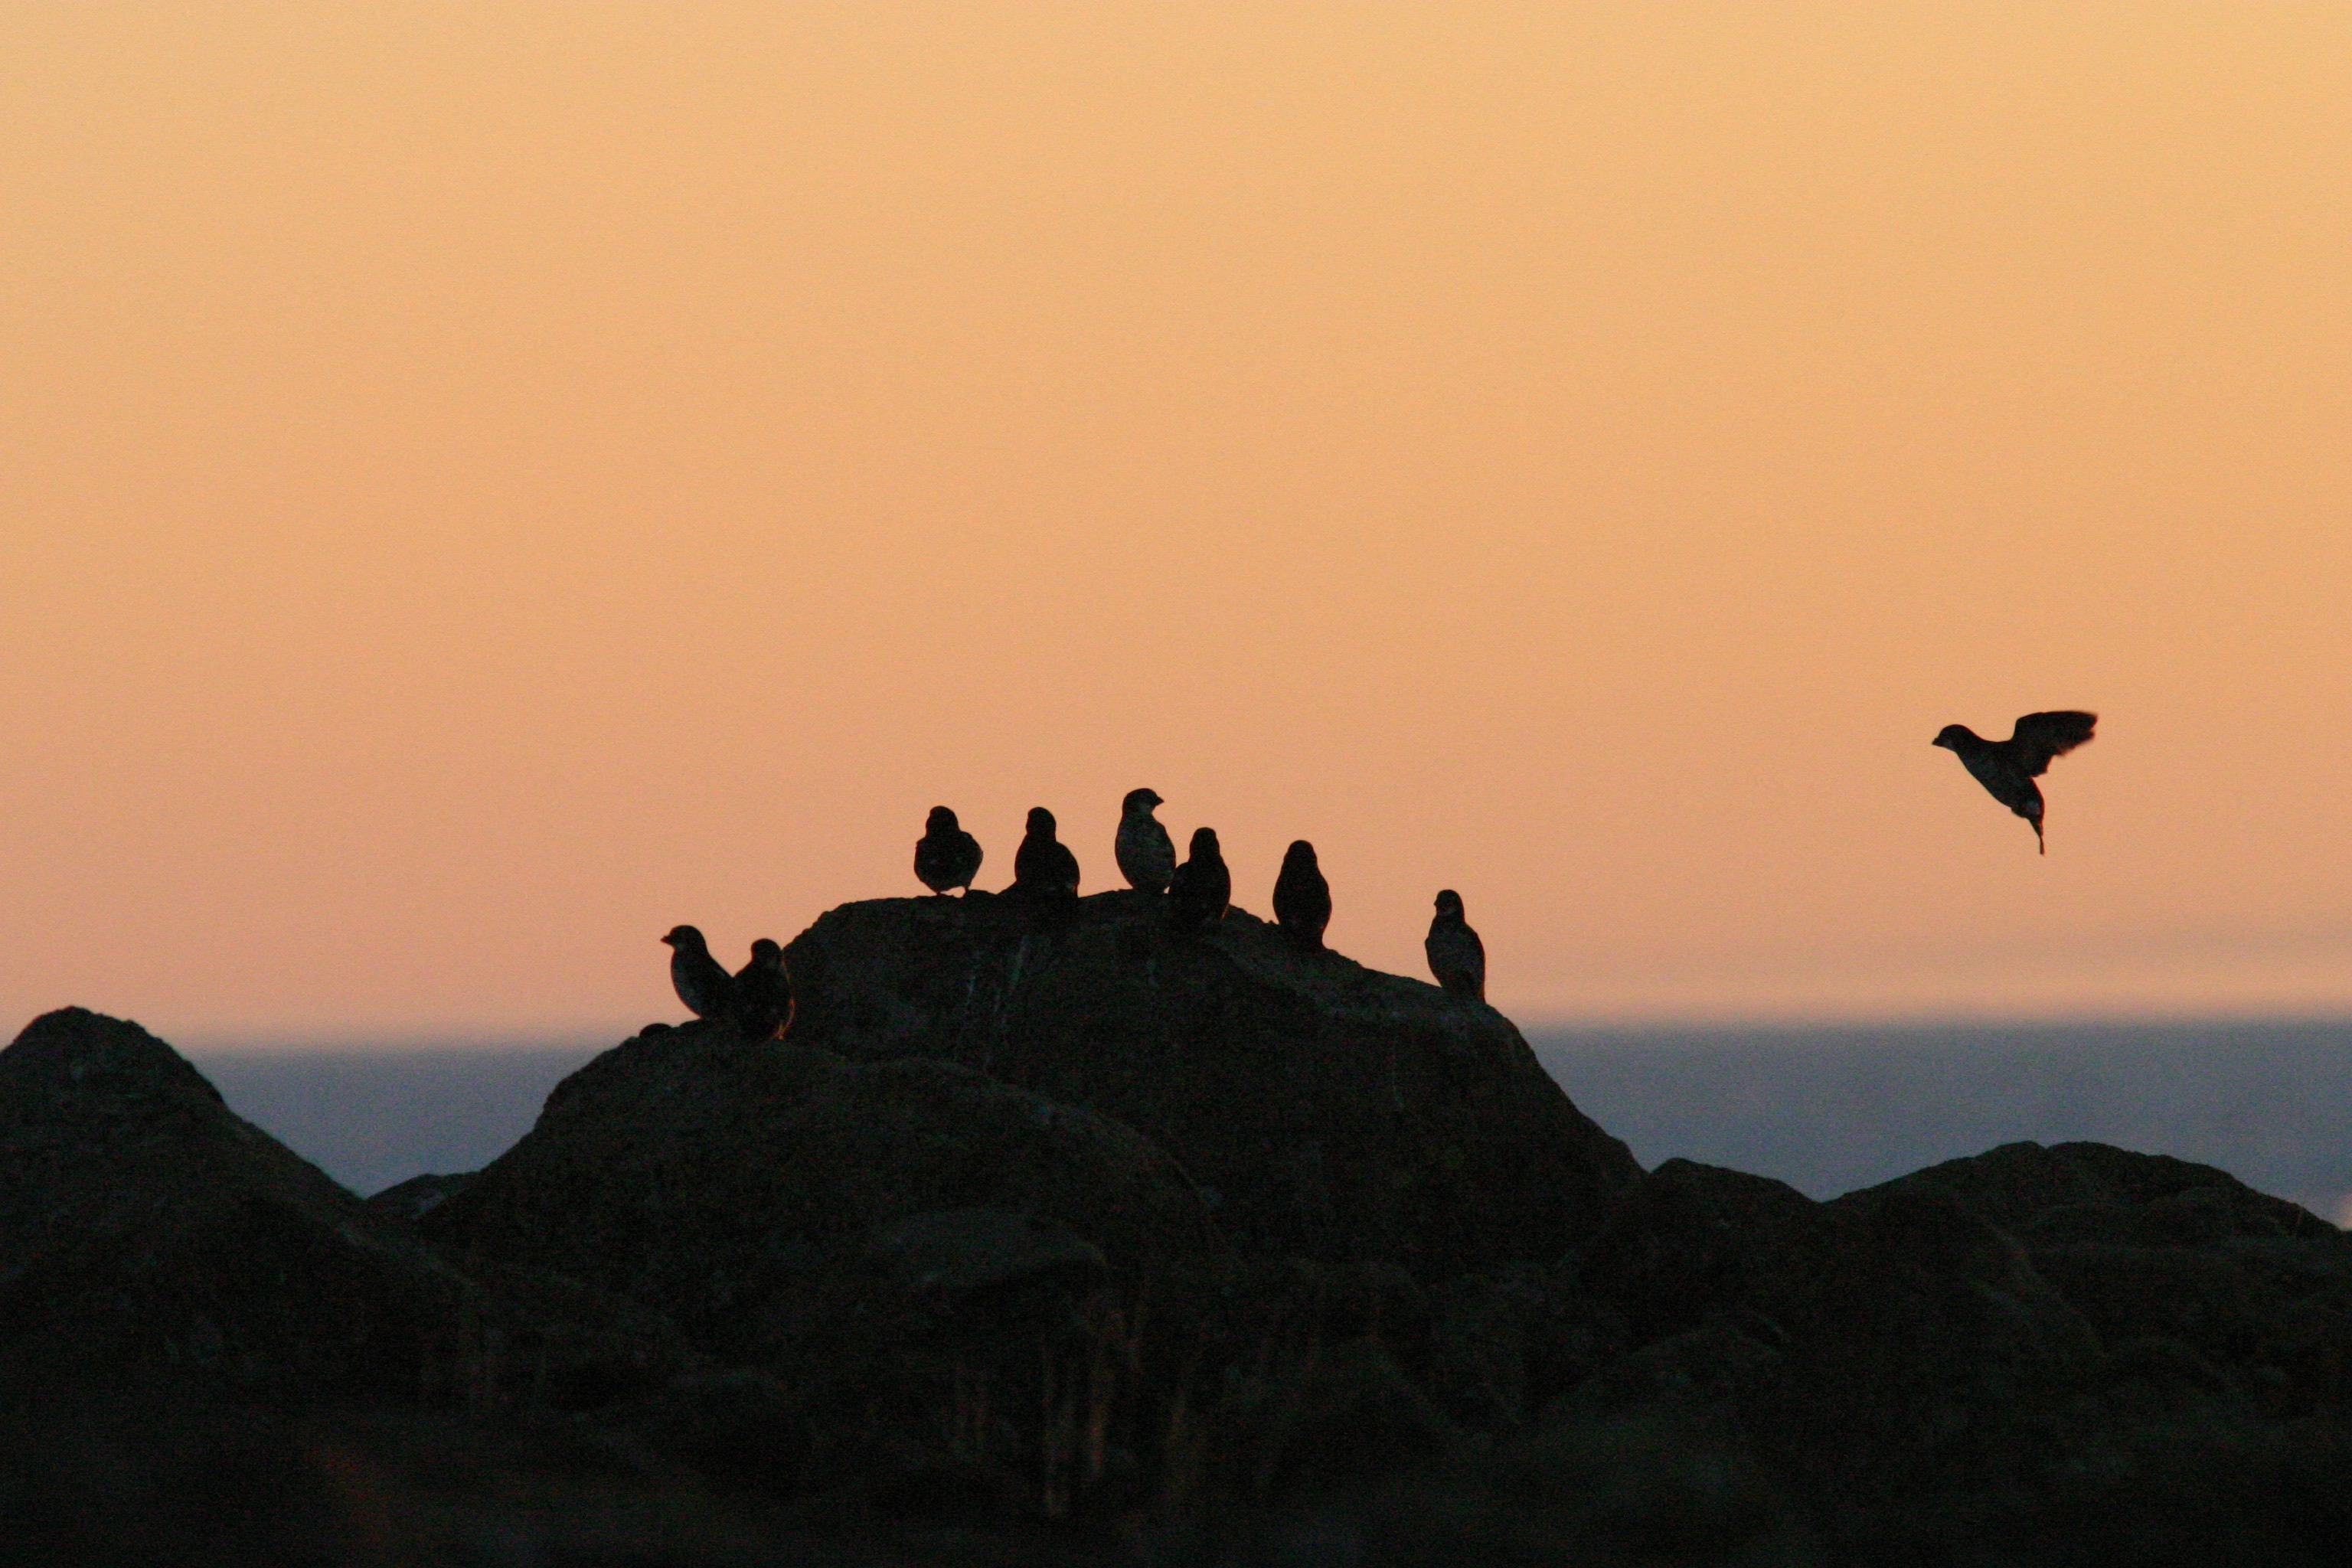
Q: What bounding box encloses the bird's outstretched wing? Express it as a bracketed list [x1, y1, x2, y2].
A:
[2009, 710, 2098, 776]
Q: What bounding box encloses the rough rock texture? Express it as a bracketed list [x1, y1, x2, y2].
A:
[781, 891, 1640, 1273]
[366, 1170, 476, 1226]
[423, 1021, 1217, 1360]
[0, 1008, 684, 1410]
[11, 984, 2352, 1563]
[1562, 1142, 2352, 1563]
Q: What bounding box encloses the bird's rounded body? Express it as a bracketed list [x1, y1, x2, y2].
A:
[914, 805, 984, 894]
[1932, 711, 2096, 854]
[1167, 827, 1231, 933]
[661, 925, 739, 1024]
[1425, 890, 1485, 1001]
[1272, 839, 1331, 950]
[1955, 740, 2046, 822]
[1012, 807, 1081, 897]
[1115, 789, 1177, 894]
[734, 937, 794, 1040]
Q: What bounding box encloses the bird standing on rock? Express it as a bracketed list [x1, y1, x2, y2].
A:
[1272, 840, 1331, 951]
[734, 938, 794, 1040]
[1012, 807, 1081, 897]
[1932, 710, 2099, 854]
[1425, 891, 1486, 1001]
[914, 805, 984, 894]
[1116, 788, 1177, 894]
[661, 925, 739, 1025]
[1166, 827, 1231, 933]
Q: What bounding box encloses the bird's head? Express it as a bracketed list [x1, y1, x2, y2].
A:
[1433, 890, 1465, 919]
[926, 805, 959, 832]
[748, 937, 784, 969]
[1026, 806, 1057, 837]
[661, 925, 704, 951]
[1283, 839, 1317, 868]
[1931, 724, 1971, 750]
[1190, 826, 1220, 856]
[1122, 788, 1163, 815]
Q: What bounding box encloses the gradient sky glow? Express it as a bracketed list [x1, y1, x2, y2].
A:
[6, 5, 2350, 1040]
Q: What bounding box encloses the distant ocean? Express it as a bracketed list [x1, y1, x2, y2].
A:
[193, 1021, 2352, 1227]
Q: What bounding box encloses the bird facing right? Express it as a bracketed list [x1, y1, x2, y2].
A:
[1932, 710, 2099, 854]
[914, 805, 984, 894]
[661, 925, 739, 1025]
[1012, 806, 1082, 897]
[1115, 788, 1177, 894]
[1272, 839, 1331, 951]
[1166, 827, 1231, 933]
[1425, 890, 1485, 1001]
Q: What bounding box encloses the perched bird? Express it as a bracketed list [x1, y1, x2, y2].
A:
[1166, 827, 1232, 933]
[661, 925, 738, 1024]
[734, 937, 794, 1040]
[914, 805, 984, 895]
[1011, 806, 1081, 897]
[1272, 839, 1331, 951]
[1425, 890, 1486, 1001]
[1115, 788, 1178, 894]
[1932, 710, 2099, 854]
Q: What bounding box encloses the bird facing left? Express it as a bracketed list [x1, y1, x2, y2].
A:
[661, 925, 740, 1026]
[1932, 710, 2098, 854]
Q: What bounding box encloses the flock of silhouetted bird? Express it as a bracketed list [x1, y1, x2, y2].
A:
[660, 709, 2099, 1037]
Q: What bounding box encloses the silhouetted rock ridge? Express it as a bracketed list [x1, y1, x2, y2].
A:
[779, 891, 1640, 1272]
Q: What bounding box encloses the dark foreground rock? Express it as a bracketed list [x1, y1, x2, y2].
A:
[423, 1022, 1218, 1358]
[0, 1008, 685, 1411]
[8, 977, 2352, 1565]
[781, 891, 1642, 1272]
[0, 1008, 697, 1564]
[1566, 1145, 2352, 1564]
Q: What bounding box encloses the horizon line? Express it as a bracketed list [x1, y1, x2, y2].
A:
[141, 1004, 2352, 1056]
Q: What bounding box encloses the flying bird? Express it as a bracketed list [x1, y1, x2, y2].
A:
[914, 805, 984, 895]
[661, 925, 739, 1025]
[1166, 827, 1231, 933]
[1932, 710, 2099, 854]
[1115, 788, 1177, 894]
[1272, 840, 1331, 951]
[1012, 806, 1081, 897]
[1424, 890, 1485, 1001]
[734, 938, 794, 1040]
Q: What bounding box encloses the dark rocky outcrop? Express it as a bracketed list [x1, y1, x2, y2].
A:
[9, 966, 2352, 1565]
[780, 891, 1641, 1273]
[0, 1008, 705, 1564]
[423, 1021, 1217, 1360]
[365, 1169, 476, 1226]
[0, 1008, 684, 1411]
[1551, 1141, 2352, 1563]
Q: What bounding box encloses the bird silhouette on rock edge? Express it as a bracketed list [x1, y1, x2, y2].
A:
[662, 925, 739, 1027]
[914, 805, 984, 894]
[1425, 891, 1485, 1001]
[1272, 840, 1331, 951]
[1932, 710, 2098, 854]
[1012, 807, 1081, 898]
[1167, 827, 1231, 934]
[1116, 788, 1177, 894]
[734, 937, 794, 1040]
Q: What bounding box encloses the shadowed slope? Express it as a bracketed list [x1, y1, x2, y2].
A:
[780, 890, 1641, 1274]
[423, 1022, 1217, 1360]
[0, 1008, 684, 1408]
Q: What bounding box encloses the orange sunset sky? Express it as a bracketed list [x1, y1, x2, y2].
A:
[5, 5, 2350, 1041]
